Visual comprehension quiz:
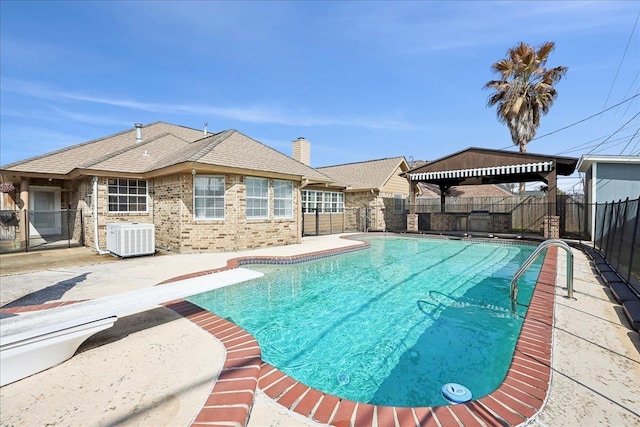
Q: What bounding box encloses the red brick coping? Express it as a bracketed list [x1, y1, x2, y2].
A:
[1, 238, 557, 427]
[169, 241, 557, 427]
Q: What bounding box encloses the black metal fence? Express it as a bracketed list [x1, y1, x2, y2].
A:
[302, 206, 404, 236]
[594, 197, 640, 286]
[0, 209, 84, 253]
[302, 207, 365, 236]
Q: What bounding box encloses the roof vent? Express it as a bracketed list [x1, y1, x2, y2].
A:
[204, 122, 208, 136]
[134, 123, 143, 143]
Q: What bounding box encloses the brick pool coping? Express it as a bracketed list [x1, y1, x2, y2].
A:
[168, 237, 557, 427]
[1, 236, 558, 426]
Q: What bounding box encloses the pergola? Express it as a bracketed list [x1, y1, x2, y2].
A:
[404, 148, 578, 235]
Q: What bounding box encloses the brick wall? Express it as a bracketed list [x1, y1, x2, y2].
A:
[154, 174, 184, 251]
[430, 213, 464, 231]
[543, 215, 560, 239]
[345, 191, 382, 231]
[8, 173, 302, 254]
[86, 177, 154, 251]
[68, 179, 89, 243]
[407, 214, 418, 232]
[380, 192, 407, 231]
[345, 191, 407, 231]
[79, 174, 301, 253]
[159, 174, 300, 253]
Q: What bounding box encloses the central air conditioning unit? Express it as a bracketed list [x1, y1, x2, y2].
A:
[106, 223, 155, 258]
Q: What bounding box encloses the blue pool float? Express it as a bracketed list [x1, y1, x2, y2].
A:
[441, 383, 472, 404]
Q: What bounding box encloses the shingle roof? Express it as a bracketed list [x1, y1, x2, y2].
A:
[163, 130, 333, 182]
[316, 157, 407, 190]
[2, 122, 205, 175]
[1, 122, 333, 183]
[84, 133, 196, 173]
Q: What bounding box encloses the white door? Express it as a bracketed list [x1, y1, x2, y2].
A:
[29, 187, 61, 236]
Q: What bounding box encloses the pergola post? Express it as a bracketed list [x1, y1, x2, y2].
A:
[547, 163, 558, 216]
[409, 180, 416, 215]
[439, 183, 450, 213]
[407, 180, 418, 232]
[542, 162, 559, 238]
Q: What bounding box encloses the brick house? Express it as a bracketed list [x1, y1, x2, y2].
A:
[0, 122, 342, 253]
[315, 157, 410, 232]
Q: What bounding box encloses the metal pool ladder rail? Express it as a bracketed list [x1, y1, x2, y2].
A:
[510, 239, 574, 302]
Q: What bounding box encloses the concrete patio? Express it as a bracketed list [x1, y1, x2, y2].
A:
[0, 234, 638, 426]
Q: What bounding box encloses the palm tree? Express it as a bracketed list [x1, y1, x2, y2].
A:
[484, 42, 568, 192]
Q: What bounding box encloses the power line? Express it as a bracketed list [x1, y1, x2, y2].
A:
[590, 132, 639, 154]
[497, 94, 640, 150]
[571, 135, 637, 156]
[600, 13, 639, 113]
[555, 132, 638, 155]
[533, 94, 639, 141]
[623, 85, 640, 117]
[620, 127, 640, 155]
[587, 111, 640, 154]
[617, 69, 640, 115]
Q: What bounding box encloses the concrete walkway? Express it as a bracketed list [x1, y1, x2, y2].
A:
[0, 235, 638, 426]
[530, 245, 640, 426]
[0, 235, 359, 427]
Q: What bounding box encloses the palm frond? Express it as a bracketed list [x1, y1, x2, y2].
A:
[484, 41, 568, 152]
[536, 42, 555, 63]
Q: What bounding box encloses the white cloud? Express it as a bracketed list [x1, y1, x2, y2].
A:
[45, 107, 133, 128]
[1, 79, 416, 131]
[335, 1, 637, 55]
[0, 126, 87, 166]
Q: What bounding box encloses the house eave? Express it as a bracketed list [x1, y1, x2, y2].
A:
[577, 155, 640, 172]
[0, 170, 71, 181]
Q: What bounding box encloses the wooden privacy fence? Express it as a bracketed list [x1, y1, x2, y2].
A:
[412, 195, 587, 238]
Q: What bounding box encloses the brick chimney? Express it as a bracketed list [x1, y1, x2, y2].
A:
[292, 137, 310, 166]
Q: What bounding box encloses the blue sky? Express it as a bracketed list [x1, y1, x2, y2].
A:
[1, 1, 639, 192]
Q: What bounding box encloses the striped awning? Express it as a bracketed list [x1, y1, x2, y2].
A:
[409, 161, 554, 181]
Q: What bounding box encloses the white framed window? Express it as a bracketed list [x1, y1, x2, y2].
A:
[394, 194, 404, 214]
[313, 191, 324, 213]
[246, 177, 269, 219]
[301, 190, 344, 213]
[301, 190, 320, 213]
[274, 180, 293, 218]
[194, 175, 225, 220]
[108, 178, 147, 212]
[329, 192, 344, 213]
[323, 193, 332, 213]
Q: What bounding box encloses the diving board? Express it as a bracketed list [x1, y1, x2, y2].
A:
[0, 267, 263, 386]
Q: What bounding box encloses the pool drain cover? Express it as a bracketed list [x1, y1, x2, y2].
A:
[337, 372, 350, 385]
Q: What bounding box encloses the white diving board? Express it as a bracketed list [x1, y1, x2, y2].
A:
[0, 267, 263, 386]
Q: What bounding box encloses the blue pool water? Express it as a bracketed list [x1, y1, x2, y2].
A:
[188, 237, 543, 407]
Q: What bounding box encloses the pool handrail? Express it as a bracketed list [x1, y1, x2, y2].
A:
[510, 239, 574, 302]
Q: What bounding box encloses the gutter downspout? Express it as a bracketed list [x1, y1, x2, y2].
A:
[93, 177, 109, 254]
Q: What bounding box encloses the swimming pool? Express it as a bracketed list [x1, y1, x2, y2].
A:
[188, 236, 543, 407]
